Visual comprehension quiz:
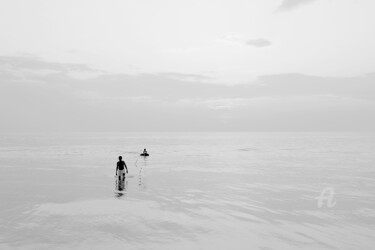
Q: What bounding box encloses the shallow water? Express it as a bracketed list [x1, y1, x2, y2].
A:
[0, 132, 374, 249]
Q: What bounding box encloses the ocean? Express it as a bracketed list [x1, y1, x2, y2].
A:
[0, 132, 374, 249]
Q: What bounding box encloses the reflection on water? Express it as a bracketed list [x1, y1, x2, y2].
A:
[115, 177, 128, 198]
[138, 164, 147, 191]
[135, 155, 147, 191]
[0, 132, 374, 250]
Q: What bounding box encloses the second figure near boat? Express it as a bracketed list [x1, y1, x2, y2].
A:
[140, 148, 149, 156]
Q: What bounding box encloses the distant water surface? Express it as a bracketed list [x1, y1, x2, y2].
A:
[0, 132, 374, 249]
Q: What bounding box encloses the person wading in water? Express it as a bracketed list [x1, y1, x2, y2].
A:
[116, 156, 128, 181]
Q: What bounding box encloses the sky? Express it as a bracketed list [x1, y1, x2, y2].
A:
[0, 0, 375, 132]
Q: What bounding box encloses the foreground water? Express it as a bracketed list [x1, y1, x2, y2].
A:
[0, 132, 374, 249]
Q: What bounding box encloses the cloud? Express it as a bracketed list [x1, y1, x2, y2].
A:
[255, 73, 375, 100]
[163, 48, 198, 54]
[1, 56, 375, 132]
[245, 39, 272, 48]
[218, 33, 272, 48]
[157, 72, 212, 82]
[177, 98, 251, 110]
[218, 33, 244, 45]
[0, 55, 105, 80]
[277, 0, 318, 11]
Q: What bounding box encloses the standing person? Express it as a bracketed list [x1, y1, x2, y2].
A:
[116, 156, 128, 181]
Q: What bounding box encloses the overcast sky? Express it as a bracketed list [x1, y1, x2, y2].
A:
[1, 0, 374, 132]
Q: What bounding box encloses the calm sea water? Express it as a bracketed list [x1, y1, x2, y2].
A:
[0, 132, 374, 250]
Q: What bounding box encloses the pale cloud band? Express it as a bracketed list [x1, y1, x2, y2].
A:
[245, 39, 272, 48]
[1, 56, 374, 132]
[219, 33, 272, 48]
[277, 0, 318, 11]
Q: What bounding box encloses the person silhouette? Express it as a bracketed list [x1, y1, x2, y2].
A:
[143, 148, 147, 154]
[116, 156, 128, 181]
